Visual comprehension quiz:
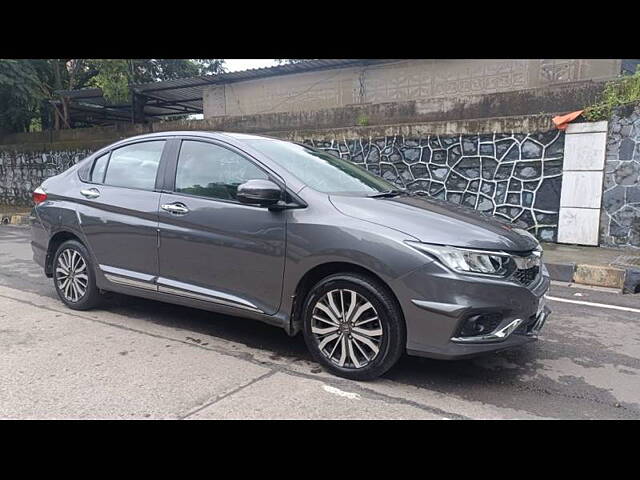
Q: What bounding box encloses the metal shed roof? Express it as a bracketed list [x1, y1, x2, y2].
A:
[55, 59, 391, 125]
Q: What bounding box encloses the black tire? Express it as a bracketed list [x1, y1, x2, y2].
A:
[302, 273, 405, 381]
[53, 239, 102, 310]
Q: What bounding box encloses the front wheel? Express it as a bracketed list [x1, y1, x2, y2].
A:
[302, 273, 405, 381]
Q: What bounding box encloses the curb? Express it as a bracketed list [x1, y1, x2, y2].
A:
[0, 214, 29, 225]
[546, 261, 640, 294]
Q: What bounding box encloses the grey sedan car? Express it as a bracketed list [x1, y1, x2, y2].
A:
[30, 131, 550, 380]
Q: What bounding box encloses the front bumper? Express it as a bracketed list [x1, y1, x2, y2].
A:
[392, 259, 551, 360]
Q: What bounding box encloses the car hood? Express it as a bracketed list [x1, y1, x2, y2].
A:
[329, 194, 539, 252]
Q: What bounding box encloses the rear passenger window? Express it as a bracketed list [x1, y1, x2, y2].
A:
[103, 141, 165, 190]
[175, 141, 267, 201]
[90, 153, 109, 183]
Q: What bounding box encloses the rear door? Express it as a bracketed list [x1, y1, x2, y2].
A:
[156, 138, 286, 315]
[77, 139, 170, 286]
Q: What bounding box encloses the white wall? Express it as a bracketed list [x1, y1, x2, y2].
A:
[557, 121, 608, 246]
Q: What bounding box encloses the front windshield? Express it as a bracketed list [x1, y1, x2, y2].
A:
[245, 139, 398, 194]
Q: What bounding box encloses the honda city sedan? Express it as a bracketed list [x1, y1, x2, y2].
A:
[31, 131, 550, 380]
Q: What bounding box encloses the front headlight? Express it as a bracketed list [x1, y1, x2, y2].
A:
[405, 241, 515, 277]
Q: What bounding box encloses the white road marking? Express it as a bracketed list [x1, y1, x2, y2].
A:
[322, 385, 360, 400]
[546, 295, 640, 314]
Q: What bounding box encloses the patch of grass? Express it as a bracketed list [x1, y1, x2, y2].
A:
[584, 66, 640, 121]
[355, 114, 370, 126]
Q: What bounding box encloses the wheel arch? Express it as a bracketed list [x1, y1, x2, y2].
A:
[289, 261, 405, 336]
[45, 230, 86, 277]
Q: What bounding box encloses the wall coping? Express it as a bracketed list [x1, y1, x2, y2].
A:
[0, 114, 564, 154]
[265, 114, 559, 140]
[0, 79, 605, 152]
[566, 121, 608, 134]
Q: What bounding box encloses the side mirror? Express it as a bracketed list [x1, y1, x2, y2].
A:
[237, 179, 282, 207]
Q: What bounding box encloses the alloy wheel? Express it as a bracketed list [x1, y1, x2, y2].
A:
[311, 289, 383, 369]
[55, 248, 88, 303]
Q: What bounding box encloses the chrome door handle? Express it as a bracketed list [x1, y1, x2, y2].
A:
[80, 188, 100, 199]
[161, 202, 189, 215]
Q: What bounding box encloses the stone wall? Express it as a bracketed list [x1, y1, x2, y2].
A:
[0, 150, 91, 205]
[0, 126, 565, 242]
[601, 104, 640, 247]
[306, 130, 564, 242]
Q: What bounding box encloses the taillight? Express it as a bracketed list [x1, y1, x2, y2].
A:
[33, 186, 47, 205]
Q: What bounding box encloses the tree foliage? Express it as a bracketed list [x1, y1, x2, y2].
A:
[0, 59, 47, 132]
[87, 59, 227, 104]
[0, 59, 225, 133]
[87, 60, 131, 104]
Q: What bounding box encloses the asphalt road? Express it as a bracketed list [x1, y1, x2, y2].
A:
[1, 225, 639, 419]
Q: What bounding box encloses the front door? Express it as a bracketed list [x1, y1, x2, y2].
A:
[157, 139, 286, 315]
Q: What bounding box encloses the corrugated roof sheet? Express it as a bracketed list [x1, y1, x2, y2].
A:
[132, 59, 386, 92]
[55, 59, 393, 124]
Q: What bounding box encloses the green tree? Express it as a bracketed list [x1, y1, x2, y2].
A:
[0, 59, 225, 133]
[88, 59, 226, 104]
[0, 59, 47, 133]
[87, 60, 132, 104]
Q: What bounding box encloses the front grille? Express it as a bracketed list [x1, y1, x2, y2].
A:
[511, 266, 540, 286]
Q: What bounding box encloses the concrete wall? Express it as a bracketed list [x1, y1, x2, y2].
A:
[0, 115, 565, 242]
[204, 59, 621, 118]
[6, 115, 636, 248]
[198, 81, 606, 134]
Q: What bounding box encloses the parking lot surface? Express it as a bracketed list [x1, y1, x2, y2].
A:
[1, 225, 639, 419]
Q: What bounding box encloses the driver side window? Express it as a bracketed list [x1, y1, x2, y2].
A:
[175, 140, 267, 201]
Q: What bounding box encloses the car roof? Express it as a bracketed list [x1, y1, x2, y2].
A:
[220, 132, 277, 140]
[115, 130, 281, 144]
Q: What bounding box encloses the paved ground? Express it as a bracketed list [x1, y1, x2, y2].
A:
[1, 225, 639, 419]
[542, 241, 640, 269]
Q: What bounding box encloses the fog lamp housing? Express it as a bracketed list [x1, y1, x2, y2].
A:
[457, 313, 503, 337]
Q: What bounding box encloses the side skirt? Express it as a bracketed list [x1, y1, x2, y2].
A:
[95, 264, 289, 330]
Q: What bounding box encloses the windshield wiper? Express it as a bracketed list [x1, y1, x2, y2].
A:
[367, 189, 405, 198]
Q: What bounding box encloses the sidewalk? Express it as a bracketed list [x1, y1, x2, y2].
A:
[543, 242, 640, 293]
[0, 208, 29, 225]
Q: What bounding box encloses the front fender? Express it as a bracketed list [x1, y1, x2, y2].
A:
[280, 207, 432, 333]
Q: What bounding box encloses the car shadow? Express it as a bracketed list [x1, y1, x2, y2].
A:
[98, 291, 543, 388]
[101, 292, 310, 361]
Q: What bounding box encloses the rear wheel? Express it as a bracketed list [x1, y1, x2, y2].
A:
[53, 240, 102, 310]
[302, 273, 405, 380]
